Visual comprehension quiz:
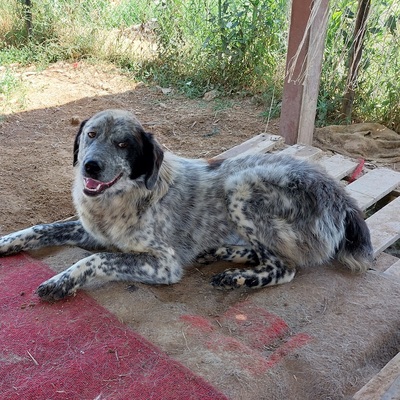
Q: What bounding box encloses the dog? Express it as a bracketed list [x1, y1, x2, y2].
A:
[0, 109, 373, 301]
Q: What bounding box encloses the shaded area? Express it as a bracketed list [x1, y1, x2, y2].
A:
[0, 63, 274, 233]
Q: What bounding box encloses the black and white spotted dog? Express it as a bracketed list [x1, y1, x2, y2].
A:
[0, 109, 373, 301]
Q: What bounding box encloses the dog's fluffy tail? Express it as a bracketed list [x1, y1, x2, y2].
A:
[336, 207, 373, 272]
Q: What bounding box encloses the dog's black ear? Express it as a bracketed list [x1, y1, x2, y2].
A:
[73, 119, 88, 166]
[142, 131, 164, 190]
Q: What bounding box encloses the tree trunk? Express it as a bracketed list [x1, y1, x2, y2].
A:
[25, 0, 33, 40]
[341, 0, 371, 121]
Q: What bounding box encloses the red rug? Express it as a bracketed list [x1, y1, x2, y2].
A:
[0, 254, 228, 400]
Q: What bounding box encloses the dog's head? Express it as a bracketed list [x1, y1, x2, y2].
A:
[73, 109, 164, 196]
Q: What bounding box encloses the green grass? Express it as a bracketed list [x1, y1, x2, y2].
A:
[0, 0, 289, 92]
[0, 0, 398, 131]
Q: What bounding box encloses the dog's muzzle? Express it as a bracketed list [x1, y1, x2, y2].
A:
[83, 173, 123, 196]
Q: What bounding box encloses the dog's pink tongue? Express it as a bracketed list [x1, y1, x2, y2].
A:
[83, 173, 122, 196]
[85, 178, 102, 190]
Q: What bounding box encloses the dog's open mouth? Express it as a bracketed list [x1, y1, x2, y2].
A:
[83, 173, 123, 196]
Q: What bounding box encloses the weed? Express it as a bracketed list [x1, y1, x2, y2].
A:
[0, 0, 398, 131]
[213, 98, 233, 112]
[0, 69, 20, 96]
[0, 68, 26, 112]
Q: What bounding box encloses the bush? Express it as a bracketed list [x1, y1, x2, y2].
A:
[0, 0, 398, 131]
[319, 0, 400, 131]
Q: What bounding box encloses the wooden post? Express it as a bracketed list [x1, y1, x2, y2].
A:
[279, 0, 330, 145]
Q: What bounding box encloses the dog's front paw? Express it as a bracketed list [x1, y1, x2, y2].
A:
[0, 235, 23, 256]
[211, 268, 254, 289]
[36, 273, 77, 302]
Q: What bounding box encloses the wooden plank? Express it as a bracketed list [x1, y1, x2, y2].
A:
[353, 352, 400, 400]
[213, 133, 283, 160]
[279, 144, 322, 160]
[384, 259, 400, 278]
[346, 168, 400, 210]
[382, 375, 400, 400]
[279, 148, 358, 180]
[366, 196, 400, 257]
[317, 154, 358, 180]
[374, 252, 400, 273]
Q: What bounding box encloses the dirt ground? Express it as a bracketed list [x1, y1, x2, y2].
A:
[2, 61, 400, 233]
[0, 61, 279, 233]
[1, 62, 400, 400]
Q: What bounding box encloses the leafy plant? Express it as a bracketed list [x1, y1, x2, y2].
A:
[318, 0, 400, 131]
[202, 0, 288, 90]
[0, 0, 398, 131]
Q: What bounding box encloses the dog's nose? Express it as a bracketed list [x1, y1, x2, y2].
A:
[84, 160, 102, 177]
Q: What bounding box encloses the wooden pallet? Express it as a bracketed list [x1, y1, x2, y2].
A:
[214, 135, 400, 400]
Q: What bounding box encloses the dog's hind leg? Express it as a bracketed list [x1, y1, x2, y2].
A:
[0, 221, 101, 256]
[210, 217, 296, 289]
[197, 246, 259, 265]
[36, 250, 183, 301]
[211, 180, 296, 289]
[211, 246, 295, 289]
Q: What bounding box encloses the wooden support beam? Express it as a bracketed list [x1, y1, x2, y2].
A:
[279, 0, 330, 145]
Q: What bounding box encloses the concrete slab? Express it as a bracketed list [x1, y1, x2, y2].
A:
[22, 145, 400, 400]
[31, 247, 400, 400]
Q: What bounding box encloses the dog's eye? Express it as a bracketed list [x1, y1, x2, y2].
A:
[118, 142, 129, 149]
[88, 131, 96, 139]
